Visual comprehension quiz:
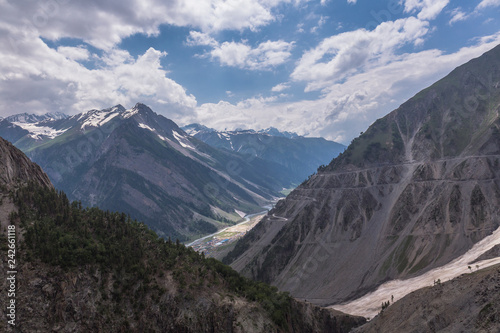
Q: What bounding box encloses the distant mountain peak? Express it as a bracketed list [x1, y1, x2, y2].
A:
[181, 124, 300, 139]
[258, 127, 299, 139]
[79, 106, 123, 129]
[182, 123, 216, 136]
[123, 102, 155, 119]
[6, 111, 69, 124]
[105, 104, 126, 113]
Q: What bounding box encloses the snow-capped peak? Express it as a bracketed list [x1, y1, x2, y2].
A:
[80, 106, 123, 129]
[181, 123, 215, 136]
[6, 112, 69, 124]
[258, 127, 298, 139]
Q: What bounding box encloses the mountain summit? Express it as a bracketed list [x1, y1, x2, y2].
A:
[224, 44, 500, 306]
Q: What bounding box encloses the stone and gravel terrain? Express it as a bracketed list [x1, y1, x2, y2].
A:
[353, 264, 500, 333]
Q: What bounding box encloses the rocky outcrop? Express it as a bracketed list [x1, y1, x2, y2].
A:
[224, 44, 500, 306]
[0, 136, 52, 189]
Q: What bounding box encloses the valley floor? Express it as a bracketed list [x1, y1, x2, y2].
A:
[187, 210, 268, 259]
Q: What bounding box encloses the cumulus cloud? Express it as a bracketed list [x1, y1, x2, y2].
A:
[291, 17, 429, 92]
[310, 15, 328, 33]
[0, 25, 196, 117]
[1, 0, 300, 51]
[186, 31, 219, 48]
[404, 0, 449, 20]
[56, 46, 91, 61]
[0, 0, 299, 117]
[476, 0, 500, 10]
[187, 31, 294, 70]
[0, 0, 241, 117]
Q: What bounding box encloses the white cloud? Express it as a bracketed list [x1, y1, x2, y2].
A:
[291, 17, 429, 92]
[310, 15, 328, 33]
[1, 0, 302, 51]
[0, 0, 302, 118]
[271, 83, 291, 92]
[186, 31, 219, 48]
[57, 46, 90, 61]
[188, 33, 500, 144]
[347, 0, 357, 4]
[448, 8, 468, 25]
[404, 0, 449, 20]
[0, 26, 197, 117]
[188, 32, 295, 70]
[476, 0, 500, 10]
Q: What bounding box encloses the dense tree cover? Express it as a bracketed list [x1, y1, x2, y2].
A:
[12, 182, 293, 329]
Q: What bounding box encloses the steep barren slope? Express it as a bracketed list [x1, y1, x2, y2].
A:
[224, 44, 500, 305]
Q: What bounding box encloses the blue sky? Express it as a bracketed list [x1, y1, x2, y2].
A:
[1, 0, 500, 144]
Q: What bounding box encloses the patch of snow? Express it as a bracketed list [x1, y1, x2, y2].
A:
[330, 225, 500, 319]
[78, 109, 96, 121]
[157, 134, 169, 142]
[81, 110, 120, 129]
[138, 123, 155, 132]
[122, 108, 138, 119]
[172, 130, 196, 150]
[185, 129, 199, 136]
[13, 122, 68, 139]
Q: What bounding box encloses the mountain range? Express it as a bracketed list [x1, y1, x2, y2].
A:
[0, 104, 344, 241]
[183, 124, 345, 185]
[224, 44, 500, 311]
